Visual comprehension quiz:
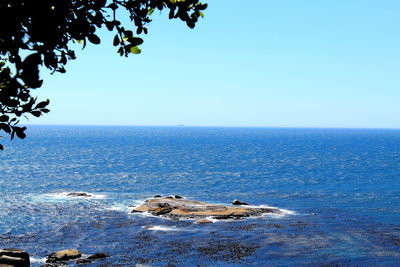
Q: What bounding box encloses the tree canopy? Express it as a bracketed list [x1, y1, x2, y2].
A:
[0, 0, 207, 150]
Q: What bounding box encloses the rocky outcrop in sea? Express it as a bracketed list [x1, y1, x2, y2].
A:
[131, 196, 282, 220]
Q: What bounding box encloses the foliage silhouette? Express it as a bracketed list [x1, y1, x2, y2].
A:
[0, 0, 207, 150]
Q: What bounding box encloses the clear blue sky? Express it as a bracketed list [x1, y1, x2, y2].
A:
[32, 0, 400, 128]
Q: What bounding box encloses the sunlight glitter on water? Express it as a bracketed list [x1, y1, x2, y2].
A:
[1, 126, 399, 266]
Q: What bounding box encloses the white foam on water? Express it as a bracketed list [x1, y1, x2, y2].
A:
[30, 256, 46, 264]
[276, 209, 296, 216]
[127, 199, 147, 207]
[204, 216, 219, 223]
[254, 204, 296, 216]
[42, 192, 107, 200]
[106, 204, 131, 212]
[142, 225, 182, 232]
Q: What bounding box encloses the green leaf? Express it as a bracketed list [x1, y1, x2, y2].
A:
[124, 30, 133, 38]
[130, 46, 141, 54]
[31, 111, 41, 117]
[113, 35, 120, 46]
[128, 37, 143, 46]
[105, 21, 114, 31]
[199, 11, 204, 18]
[35, 99, 49, 109]
[197, 3, 208, 10]
[186, 21, 195, 29]
[15, 129, 26, 139]
[117, 47, 124, 56]
[108, 3, 118, 10]
[88, 34, 101, 44]
[0, 123, 10, 134]
[0, 115, 9, 122]
[169, 9, 174, 19]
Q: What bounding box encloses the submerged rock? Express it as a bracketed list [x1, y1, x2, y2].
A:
[87, 252, 110, 260]
[46, 249, 81, 263]
[76, 258, 92, 265]
[67, 192, 91, 197]
[0, 248, 30, 267]
[72, 252, 109, 265]
[196, 219, 213, 224]
[132, 197, 281, 220]
[40, 264, 59, 267]
[232, 199, 249, 205]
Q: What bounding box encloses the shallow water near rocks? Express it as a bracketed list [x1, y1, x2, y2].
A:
[0, 126, 400, 266]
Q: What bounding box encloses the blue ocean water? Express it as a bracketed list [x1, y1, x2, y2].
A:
[0, 126, 399, 266]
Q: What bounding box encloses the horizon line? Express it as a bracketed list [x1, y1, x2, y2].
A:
[24, 123, 400, 130]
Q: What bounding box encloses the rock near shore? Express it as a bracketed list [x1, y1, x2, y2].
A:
[132, 197, 281, 220]
[232, 199, 249, 205]
[0, 248, 30, 267]
[87, 252, 109, 260]
[44, 250, 109, 266]
[46, 249, 81, 263]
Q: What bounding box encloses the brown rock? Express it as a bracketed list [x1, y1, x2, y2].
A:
[130, 209, 142, 213]
[0, 256, 27, 267]
[46, 249, 81, 263]
[132, 198, 281, 219]
[67, 192, 91, 197]
[232, 199, 249, 205]
[0, 248, 30, 267]
[196, 219, 213, 224]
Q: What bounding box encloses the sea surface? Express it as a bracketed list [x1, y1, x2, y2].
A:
[0, 126, 399, 266]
